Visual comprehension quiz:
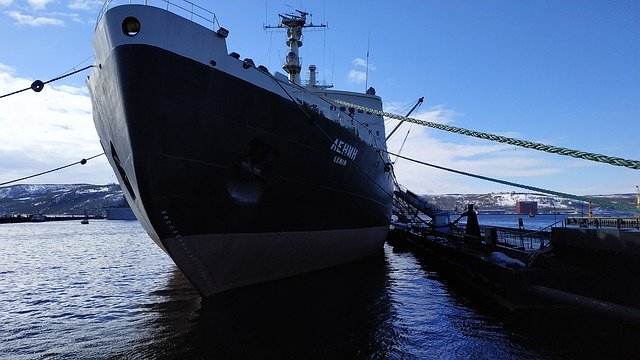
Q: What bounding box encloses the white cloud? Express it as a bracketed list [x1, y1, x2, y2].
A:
[352, 57, 376, 71]
[6, 10, 64, 26]
[348, 57, 377, 85]
[0, 0, 13, 6]
[68, 12, 81, 23]
[0, 63, 15, 74]
[48, 11, 90, 24]
[52, 84, 89, 96]
[348, 70, 366, 84]
[0, 67, 114, 185]
[352, 57, 366, 68]
[28, 0, 55, 10]
[68, 0, 102, 10]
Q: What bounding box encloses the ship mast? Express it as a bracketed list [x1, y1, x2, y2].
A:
[265, 10, 326, 85]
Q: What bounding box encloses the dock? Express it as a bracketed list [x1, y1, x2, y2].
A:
[389, 192, 640, 324]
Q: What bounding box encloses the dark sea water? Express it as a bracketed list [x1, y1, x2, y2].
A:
[1, 218, 639, 359]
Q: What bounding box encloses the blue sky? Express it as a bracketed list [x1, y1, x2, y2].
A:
[0, 0, 638, 195]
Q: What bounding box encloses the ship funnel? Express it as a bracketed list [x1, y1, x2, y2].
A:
[308, 65, 317, 86]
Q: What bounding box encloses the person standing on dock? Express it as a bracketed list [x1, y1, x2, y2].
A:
[463, 204, 481, 239]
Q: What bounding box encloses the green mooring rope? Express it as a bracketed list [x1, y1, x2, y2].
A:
[333, 99, 640, 170]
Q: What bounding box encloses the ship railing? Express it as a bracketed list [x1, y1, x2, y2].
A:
[96, 0, 219, 31]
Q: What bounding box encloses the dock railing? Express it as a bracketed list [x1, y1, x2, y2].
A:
[445, 223, 552, 252]
[479, 225, 552, 251]
[563, 216, 640, 230]
[96, 0, 219, 30]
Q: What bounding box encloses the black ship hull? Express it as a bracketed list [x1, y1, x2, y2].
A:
[89, 43, 393, 296]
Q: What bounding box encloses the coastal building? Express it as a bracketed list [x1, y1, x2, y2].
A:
[515, 201, 538, 215]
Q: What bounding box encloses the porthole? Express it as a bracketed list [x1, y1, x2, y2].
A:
[122, 17, 141, 37]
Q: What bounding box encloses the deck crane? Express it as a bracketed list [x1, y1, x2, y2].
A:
[386, 97, 424, 141]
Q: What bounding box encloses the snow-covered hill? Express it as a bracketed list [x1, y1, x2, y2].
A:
[0, 184, 125, 216]
[422, 192, 637, 215]
[0, 184, 636, 217]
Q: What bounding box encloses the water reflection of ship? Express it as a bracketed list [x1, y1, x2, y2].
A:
[137, 254, 394, 358]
